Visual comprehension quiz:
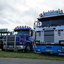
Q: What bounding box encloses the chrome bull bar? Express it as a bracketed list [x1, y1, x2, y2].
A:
[3, 35, 21, 50]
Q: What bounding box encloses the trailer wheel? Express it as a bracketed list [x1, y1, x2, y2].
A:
[24, 43, 31, 52]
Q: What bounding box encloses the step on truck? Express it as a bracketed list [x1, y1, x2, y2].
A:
[34, 9, 64, 54]
[3, 26, 34, 52]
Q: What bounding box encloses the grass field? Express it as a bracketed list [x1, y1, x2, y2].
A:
[0, 50, 64, 61]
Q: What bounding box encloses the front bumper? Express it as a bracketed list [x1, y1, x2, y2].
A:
[16, 45, 26, 50]
[3, 45, 26, 50]
[3, 45, 14, 50]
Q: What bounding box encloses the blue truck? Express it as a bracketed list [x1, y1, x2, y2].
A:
[3, 26, 34, 52]
[33, 9, 64, 54]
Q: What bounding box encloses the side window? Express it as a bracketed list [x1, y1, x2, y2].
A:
[30, 30, 33, 36]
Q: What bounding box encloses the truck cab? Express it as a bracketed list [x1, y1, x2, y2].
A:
[3, 26, 34, 52]
[34, 9, 64, 54]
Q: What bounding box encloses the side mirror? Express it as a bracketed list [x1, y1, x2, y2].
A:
[30, 30, 33, 36]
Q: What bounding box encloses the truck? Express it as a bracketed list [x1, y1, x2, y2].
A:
[3, 26, 34, 52]
[0, 29, 12, 51]
[33, 9, 64, 54]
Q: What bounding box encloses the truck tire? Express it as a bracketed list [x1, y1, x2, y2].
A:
[24, 43, 31, 52]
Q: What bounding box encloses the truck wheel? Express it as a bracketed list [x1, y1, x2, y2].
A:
[24, 43, 31, 52]
[2, 48, 4, 51]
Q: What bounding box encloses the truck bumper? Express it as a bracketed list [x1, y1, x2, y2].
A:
[3, 45, 14, 50]
[3, 45, 26, 50]
[16, 45, 26, 50]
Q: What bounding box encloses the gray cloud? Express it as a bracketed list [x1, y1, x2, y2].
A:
[0, 19, 9, 25]
[0, 0, 64, 30]
[23, 8, 39, 19]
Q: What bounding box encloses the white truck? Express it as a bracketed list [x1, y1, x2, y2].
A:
[34, 9, 64, 54]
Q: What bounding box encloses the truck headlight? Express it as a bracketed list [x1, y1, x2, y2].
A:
[19, 42, 24, 44]
[20, 46, 23, 48]
[38, 49, 40, 51]
[19, 42, 22, 44]
[35, 41, 40, 44]
[36, 42, 39, 44]
[61, 42, 64, 44]
[58, 50, 61, 52]
[62, 47, 64, 49]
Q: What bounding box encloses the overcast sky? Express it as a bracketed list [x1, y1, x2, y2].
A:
[0, 0, 64, 31]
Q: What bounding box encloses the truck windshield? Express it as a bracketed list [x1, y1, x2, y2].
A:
[41, 19, 64, 27]
[39, 16, 64, 27]
[13, 30, 29, 35]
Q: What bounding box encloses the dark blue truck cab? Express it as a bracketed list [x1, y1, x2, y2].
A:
[3, 26, 34, 52]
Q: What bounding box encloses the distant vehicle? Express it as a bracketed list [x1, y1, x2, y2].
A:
[0, 29, 12, 51]
[33, 9, 64, 54]
[3, 26, 34, 52]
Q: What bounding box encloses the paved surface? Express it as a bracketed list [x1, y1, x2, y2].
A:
[0, 58, 64, 64]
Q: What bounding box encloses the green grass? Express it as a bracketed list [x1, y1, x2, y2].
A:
[0, 50, 64, 61]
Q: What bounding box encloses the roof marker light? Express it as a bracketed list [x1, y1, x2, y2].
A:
[52, 10, 54, 11]
[43, 11, 44, 13]
[58, 9, 60, 10]
[61, 10, 63, 11]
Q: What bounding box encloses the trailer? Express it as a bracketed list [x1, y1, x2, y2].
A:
[33, 9, 64, 54]
[3, 26, 34, 52]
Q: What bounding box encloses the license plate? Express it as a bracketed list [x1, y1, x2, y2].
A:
[46, 50, 53, 52]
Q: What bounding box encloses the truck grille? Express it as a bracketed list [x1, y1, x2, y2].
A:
[7, 35, 15, 44]
[44, 30, 54, 43]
